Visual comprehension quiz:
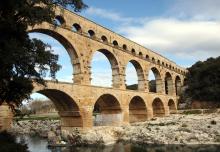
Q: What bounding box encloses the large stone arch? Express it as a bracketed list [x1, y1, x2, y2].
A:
[148, 67, 163, 93]
[93, 93, 122, 126]
[164, 72, 174, 95]
[125, 60, 145, 91]
[175, 76, 182, 96]
[152, 98, 165, 117]
[33, 89, 83, 129]
[90, 49, 121, 88]
[129, 96, 148, 123]
[168, 99, 177, 114]
[29, 26, 82, 83]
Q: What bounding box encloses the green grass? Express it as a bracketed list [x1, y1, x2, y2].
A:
[14, 115, 60, 121]
[182, 110, 202, 115]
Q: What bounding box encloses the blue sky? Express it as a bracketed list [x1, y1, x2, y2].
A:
[29, 0, 220, 100]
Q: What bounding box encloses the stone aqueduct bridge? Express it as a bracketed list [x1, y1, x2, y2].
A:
[30, 6, 187, 131]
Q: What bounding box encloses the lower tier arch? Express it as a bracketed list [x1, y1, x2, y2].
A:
[152, 98, 165, 117]
[129, 96, 148, 123]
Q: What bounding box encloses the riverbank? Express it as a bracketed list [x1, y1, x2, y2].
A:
[9, 113, 220, 145]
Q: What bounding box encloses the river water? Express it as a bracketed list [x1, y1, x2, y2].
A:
[16, 135, 220, 152]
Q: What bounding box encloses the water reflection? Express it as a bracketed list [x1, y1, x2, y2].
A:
[17, 135, 220, 152]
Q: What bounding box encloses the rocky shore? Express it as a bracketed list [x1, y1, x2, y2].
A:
[9, 113, 220, 145]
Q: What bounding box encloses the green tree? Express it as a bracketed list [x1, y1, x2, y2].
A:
[185, 56, 220, 102]
[0, 0, 87, 108]
[0, 131, 29, 152]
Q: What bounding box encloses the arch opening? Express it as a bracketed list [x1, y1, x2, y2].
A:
[30, 90, 82, 128]
[152, 98, 165, 117]
[28, 31, 77, 83]
[129, 96, 148, 123]
[165, 72, 174, 95]
[148, 67, 162, 93]
[152, 57, 155, 63]
[123, 44, 127, 50]
[91, 49, 120, 88]
[175, 76, 181, 96]
[131, 49, 136, 55]
[101, 35, 108, 43]
[125, 60, 145, 91]
[53, 16, 65, 26]
[88, 30, 95, 38]
[146, 55, 149, 60]
[157, 60, 160, 65]
[93, 94, 122, 126]
[113, 40, 118, 47]
[72, 23, 82, 33]
[139, 52, 143, 58]
[168, 99, 177, 114]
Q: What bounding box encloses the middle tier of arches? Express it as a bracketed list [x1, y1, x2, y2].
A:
[31, 23, 185, 96]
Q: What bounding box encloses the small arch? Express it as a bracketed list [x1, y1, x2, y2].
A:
[122, 44, 127, 50]
[166, 63, 168, 67]
[131, 48, 136, 55]
[148, 67, 162, 93]
[88, 30, 95, 38]
[152, 98, 165, 117]
[168, 99, 177, 114]
[157, 60, 160, 65]
[162, 62, 165, 66]
[113, 40, 119, 47]
[72, 23, 82, 33]
[152, 57, 155, 63]
[101, 35, 108, 43]
[139, 52, 143, 57]
[53, 15, 65, 26]
[169, 65, 172, 69]
[165, 72, 174, 95]
[129, 96, 148, 123]
[175, 76, 181, 95]
[146, 55, 149, 60]
[93, 94, 122, 126]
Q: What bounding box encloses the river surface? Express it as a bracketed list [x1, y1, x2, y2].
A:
[16, 135, 220, 152]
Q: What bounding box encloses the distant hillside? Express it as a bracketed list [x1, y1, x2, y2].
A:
[126, 84, 138, 90]
[126, 80, 156, 91]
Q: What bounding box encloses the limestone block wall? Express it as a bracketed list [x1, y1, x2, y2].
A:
[0, 103, 13, 131]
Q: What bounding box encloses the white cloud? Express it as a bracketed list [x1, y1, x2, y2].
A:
[168, 0, 220, 20]
[84, 2, 220, 66]
[85, 7, 131, 23]
[119, 19, 220, 61]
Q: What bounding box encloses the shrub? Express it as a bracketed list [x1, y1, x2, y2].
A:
[182, 110, 202, 115]
[0, 131, 29, 152]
